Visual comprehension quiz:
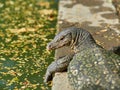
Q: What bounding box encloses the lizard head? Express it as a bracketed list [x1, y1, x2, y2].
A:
[47, 28, 72, 50]
[47, 27, 95, 51]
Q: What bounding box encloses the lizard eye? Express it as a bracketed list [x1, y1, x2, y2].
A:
[60, 37, 64, 40]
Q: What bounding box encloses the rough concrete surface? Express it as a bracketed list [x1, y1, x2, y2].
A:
[52, 72, 73, 90]
[52, 0, 120, 90]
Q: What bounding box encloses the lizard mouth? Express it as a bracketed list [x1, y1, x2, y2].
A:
[46, 42, 64, 50]
[47, 40, 70, 50]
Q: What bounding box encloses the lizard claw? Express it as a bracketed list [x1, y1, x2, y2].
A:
[44, 61, 57, 83]
[44, 71, 53, 83]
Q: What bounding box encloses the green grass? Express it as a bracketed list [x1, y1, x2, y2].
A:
[0, 0, 58, 89]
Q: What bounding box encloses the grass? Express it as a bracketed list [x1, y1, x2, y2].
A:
[0, 0, 58, 89]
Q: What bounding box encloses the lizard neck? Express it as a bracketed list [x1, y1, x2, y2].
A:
[73, 38, 97, 53]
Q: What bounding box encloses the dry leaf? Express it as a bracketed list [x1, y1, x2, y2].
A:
[100, 29, 107, 33]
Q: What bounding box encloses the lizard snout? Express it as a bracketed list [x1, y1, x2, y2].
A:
[46, 42, 53, 50]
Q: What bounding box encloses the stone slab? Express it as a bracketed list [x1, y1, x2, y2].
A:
[52, 72, 73, 90]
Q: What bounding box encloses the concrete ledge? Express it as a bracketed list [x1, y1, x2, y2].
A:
[52, 0, 120, 90]
[52, 72, 73, 90]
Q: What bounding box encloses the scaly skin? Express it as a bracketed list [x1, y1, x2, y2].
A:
[109, 46, 120, 56]
[44, 27, 120, 90]
[68, 45, 120, 90]
[44, 54, 74, 83]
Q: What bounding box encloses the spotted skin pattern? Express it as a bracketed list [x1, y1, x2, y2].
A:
[68, 46, 120, 90]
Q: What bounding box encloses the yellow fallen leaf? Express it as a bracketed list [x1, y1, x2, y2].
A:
[39, 9, 54, 15]
[100, 29, 107, 33]
[8, 28, 36, 33]
[38, 2, 50, 8]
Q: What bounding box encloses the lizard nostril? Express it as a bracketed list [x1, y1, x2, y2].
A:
[47, 43, 52, 50]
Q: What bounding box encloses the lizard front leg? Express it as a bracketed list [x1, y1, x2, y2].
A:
[44, 54, 74, 83]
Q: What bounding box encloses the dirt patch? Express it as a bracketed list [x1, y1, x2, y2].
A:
[78, 0, 104, 7]
[101, 13, 118, 19]
[90, 7, 114, 14]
